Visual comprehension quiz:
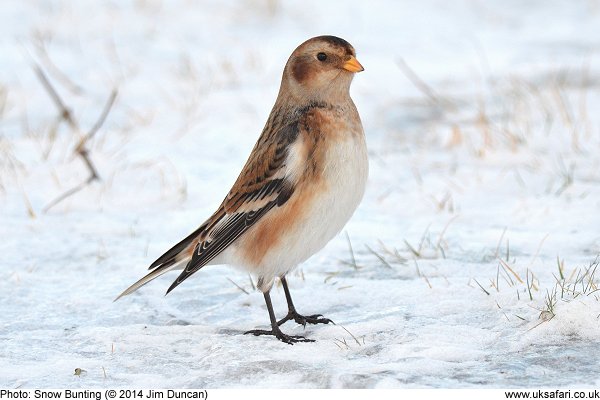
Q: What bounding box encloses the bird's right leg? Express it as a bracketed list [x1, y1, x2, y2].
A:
[244, 290, 314, 345]
[277, 276, 333, 327]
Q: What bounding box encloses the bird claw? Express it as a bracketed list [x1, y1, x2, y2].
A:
[244, 328, 314, 345]
[277, 311, 334, 327]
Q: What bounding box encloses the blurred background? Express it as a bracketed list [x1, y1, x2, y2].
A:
[1, 0, 600, 388]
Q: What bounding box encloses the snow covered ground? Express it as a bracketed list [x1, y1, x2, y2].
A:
[2, 0, 600, 388]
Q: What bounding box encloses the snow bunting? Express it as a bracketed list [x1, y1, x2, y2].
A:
[117, 35, 367, 344]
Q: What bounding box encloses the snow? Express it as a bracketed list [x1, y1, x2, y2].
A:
[2, 0, 600, 389]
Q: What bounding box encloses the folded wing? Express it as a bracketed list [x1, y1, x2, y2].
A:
[115, 121, 300, 300]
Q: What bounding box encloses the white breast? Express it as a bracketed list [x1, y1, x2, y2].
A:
[255, 130, 369, 285]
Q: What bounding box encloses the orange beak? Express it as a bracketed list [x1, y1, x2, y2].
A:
[342, 55, 364, 73]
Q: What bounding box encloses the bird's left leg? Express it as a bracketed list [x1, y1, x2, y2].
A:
[277, 276, 334, 327]
[244, 290, 314, 344]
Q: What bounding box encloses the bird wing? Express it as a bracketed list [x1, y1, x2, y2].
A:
[165, 122, 300, 294]
[115, 119, 302, 300]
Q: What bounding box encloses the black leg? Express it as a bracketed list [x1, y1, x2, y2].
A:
[244, 290, 314, 344]
[277, 277, 333, 327]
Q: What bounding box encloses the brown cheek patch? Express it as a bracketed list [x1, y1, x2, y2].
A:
[291, 57, 317, 83]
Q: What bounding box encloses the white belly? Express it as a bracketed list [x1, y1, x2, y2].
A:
[245, 133, 368, 288]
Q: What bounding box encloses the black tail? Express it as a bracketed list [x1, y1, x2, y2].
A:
[147, 224, 206, 270]
[115, 224, 206, 301]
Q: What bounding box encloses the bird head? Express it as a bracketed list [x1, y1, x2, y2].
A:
[280, 35, 364, 105]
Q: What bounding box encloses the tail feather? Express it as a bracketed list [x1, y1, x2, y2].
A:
[147, 225, 206, 270]
[115, 225, 206, 301]
[114, 261, 184, 301]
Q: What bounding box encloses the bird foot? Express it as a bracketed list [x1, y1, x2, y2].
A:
[277, 311, 334, 327]
[244, 327, 314, 345]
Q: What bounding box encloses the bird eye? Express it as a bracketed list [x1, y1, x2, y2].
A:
[317, 52, 327, 62]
